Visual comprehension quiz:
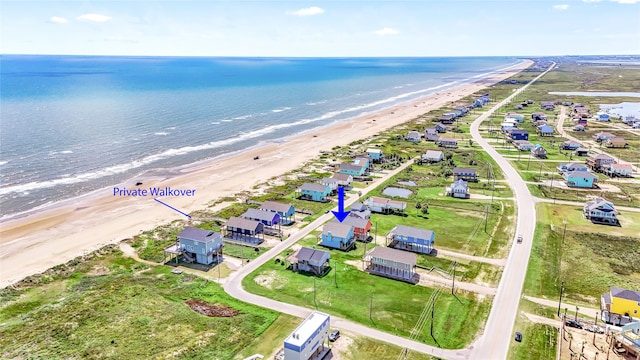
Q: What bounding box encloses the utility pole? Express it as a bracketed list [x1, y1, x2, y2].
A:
[484, 205, 489, 232]
[452, 261, 457, 295]
[558, 281, 565, 317]
[527, 151, 532, 170]
[334, 261, 337, 288]
[562, 220, 567, 244]
[430, 303, 435, 341]
[369, 294, 373, 321]
[539, 159, 544, 181]
[314, 276, 317, 309]
[593, 311, 598, 345]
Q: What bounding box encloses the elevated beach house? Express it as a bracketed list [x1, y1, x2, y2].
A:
[242, 208, 281, 233]
[331, 173, 353, 187]
[168, 226, 223, 265]
[586, 153, 615, 172]
[424, 128, 439, 142]
[365, 196, 406, 215]
[514, 140, 534, 152]
[603, 163, 633, 178]
[557, 162, 588, 173]
[574, 147, 589, 157]
[584, 197, 619, 226]
[438, 113, 455, 124]
[597, 113, 611, 122]
[561, 140, 582, 151]
[605, 137, 628, 148]
[260, 201, 295, 225]
[321, 177, 339, 194]
[287, 247, 331, 276]
[406, 131, 421, 142]
[349, 202, 371, 220]
[506, 112, 525, 122]
[506, 128, 529, 141]
[366, 148, 383, 162]
[446, 178, 470, 199]
[334, 215, 372, 242]
[563, 170, 598, 189]
[283, 311, 331, 360]
[421, 150, 444, 163]
[437, 137, 458, 149]
[537, 125, 554, 137]
[353, 156, 371, 172]
[453, 167, 478, 182]
[225, 217, 264, 243]
[364, 246, 418, 284]
[540, 101, 555, 111]
[435, 123, 447, 133]
[531, 112, 547, 122]
[601, 286, 639, 324]
[297, 183, 331, 202]
[593, 131, 616, 142]
[386, 225, 435, 254]
[320, 221, 355, 251]
[339, 163, 367, 177]
[531, 145, 547, 159]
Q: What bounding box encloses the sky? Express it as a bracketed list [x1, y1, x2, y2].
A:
[1, 0, 639, 57]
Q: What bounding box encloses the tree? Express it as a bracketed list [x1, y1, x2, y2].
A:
[469, 139, 474, 147]
[415, 202, 421, 216]
[420, 201, 429, 215]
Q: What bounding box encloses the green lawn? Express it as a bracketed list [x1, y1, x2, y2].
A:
[523, 203, 640, 306]
[0, 248, 279, 360]
[243, 240, 491, 349]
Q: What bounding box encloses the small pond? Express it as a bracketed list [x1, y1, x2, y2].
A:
[398, 181, 417, 187]
[382, 187, 412, 198]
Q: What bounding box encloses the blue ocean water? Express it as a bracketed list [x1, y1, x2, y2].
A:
[0, 55, 520, 217]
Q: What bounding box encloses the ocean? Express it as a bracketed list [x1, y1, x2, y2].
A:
[0, 55, 520, 217]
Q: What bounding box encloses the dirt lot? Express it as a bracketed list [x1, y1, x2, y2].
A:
[184, 299, 240, 317]
[559, 326, 630, 360]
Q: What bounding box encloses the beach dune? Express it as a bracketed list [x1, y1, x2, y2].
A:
[0, 60, 532, 288]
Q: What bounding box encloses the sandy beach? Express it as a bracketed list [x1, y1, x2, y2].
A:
[0, 60, 532, 288]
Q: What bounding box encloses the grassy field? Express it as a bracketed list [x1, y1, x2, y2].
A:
[523, 203, 640, 306]
[507, 299, 558, 360]
[243, 236, 491, 349]
[0, 247, 279, 360]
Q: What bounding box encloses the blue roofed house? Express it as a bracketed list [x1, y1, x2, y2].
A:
[173, 226, 224, 265]
[561, 140, 582, 150]
[320, 222, 355, 251]
[366, 148, 383, 162]
[297, 183, 331, 202]
[597, 113, 610, 122]
[386, 225, 435, 254]
[537, 125, 554, 137]
[260, 201, 295, 225]
[474, 98, 484, 108]
[506, 112, 525, 122]
[339, 163, 366, 177]
[564, 170, 598, 188]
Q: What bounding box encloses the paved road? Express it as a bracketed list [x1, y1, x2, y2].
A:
[223, 160, 473, 360]
[468, 62, 557, 360]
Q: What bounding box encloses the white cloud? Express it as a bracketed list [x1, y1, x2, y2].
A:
[582, 0, 601, 2]
[49, 16, 68, 24]
[374, 27, 400, 36]
[553, 4, 570, 10]
[286, 6, 324, 16]
[610, 0, 639, 3]
[77, 13, 112, 22]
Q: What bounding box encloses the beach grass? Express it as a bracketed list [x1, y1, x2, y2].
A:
[0, 249, 279, 360]
[523, 203, 640, 306]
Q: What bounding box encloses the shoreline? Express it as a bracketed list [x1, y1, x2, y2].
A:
[0, 59, 532, 288]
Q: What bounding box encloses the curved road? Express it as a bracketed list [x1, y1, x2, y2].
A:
[224, 62, 556, 360]
[468, 62, 556, 359]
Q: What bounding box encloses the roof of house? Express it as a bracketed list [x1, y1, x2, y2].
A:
[566, 170, 598, 179]
[423, 150, 444, 159]
[453, 167, 477, 175]
[538, 125, 554, 132]
[367, 246, 417, 265]
[340, 163, 365, 172]
[607, 137, 627, 143]
[425, 128, 437, 135]
[243, 208, 279, 222]
[602, 292, 611, 305]
[295, 247, 330, 263]
[514, 140, 533, 147]
[610, 163, 633, 170]
[332, 173, 353, 182]
[391, 225, 434, 240]
[611, 286, 640, 302]
[285, 311, 330, 347]
[585, 197, 616, 212]
[354, 157, 370, 165]
[565, 162, 587, 168]
[407, 131, 421, 137]
[508, 128, 528, 134]
[350, 202, 366, 211]
[369, 196, 390, 204]
[335, 215, 370, 229]
[366, 148, 382, 154]
[451, 178, 468, 189]
[322, 177, 339, 185]
[261, 201, 293, 214]
[435, 123, 447, 128]
[595, 131, 615, 137]
[533, 146, 547, 153]
[322, 221, 353, 238]
[591, 153, 615, 160]
[563, 140, 581, 146]
[177, 227, 221, 243]
[438, 137, 457, 143]
[300, 182, 329, 193]
[226, 216, 262, 230]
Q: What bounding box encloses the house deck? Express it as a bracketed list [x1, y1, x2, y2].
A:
[365, 265, 420, 284]
[388, 240, 434, 255]
[223, 235, 264, 246]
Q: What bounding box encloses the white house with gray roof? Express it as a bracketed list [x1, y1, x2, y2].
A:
[364, 246, 419, 284]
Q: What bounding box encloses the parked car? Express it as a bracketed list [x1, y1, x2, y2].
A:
[517, 234, 523, 243]
[329, 329, 340, 342]
[565, 320, 583, 329]
[515, 332, 522, 342]
[585, 325, 605, 334]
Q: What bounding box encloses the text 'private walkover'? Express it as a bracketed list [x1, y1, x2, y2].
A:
[113, 187, 195, 197]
